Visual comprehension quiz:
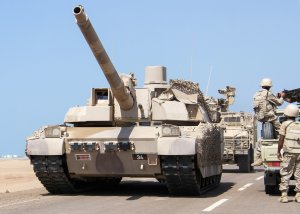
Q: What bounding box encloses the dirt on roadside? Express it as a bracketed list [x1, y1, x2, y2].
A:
[0, 159, 43, 194]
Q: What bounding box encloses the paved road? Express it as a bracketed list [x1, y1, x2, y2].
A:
[0, 165, 298, 214]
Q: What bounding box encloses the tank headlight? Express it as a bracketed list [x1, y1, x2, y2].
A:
[162, 125, 180, 137]
[45, 126, 61, 138]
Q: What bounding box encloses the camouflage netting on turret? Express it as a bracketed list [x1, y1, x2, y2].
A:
[168, 79, 213, 120]
[196, 123, 223, 167]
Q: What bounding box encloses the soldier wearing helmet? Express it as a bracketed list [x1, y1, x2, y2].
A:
[252, 78, 284, 166]
[277, 104, 300, 203]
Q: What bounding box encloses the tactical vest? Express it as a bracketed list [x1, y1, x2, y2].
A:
[284, 121, 300, 153]
[253, 90, 268, 121]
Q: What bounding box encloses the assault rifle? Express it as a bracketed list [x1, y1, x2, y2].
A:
[279, 88, 300, 103]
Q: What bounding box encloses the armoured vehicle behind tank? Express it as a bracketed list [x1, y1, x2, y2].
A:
[25, 5, 224, 195]
[206, 87, 257, 172]
[221, 112, 257, 172]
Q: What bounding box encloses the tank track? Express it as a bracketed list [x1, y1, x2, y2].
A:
[161, 155, 221, 195]
[31, 155, 77, 194]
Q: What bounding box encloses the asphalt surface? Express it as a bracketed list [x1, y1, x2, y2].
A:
[0, 165, 299, 214]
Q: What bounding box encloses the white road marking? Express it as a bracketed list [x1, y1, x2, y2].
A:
[0, 196, 55, 209]
[255, 176, 264, 181]
[0, 199, 40, 208]
[238, 183, 253, 191]
[202, 199, 229, 212]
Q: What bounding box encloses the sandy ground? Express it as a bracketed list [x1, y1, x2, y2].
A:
[0, 159, 43, 194]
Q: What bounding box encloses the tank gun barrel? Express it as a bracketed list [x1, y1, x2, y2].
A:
[73, 5, 134, 110]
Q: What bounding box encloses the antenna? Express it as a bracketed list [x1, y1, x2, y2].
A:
[189, 56, 193, 80]
[205, 65, 213, 96]
[189, 33, 196, 80]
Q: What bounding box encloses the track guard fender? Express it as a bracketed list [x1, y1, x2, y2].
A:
[157, 137, 196, 155]
[26, 138, 65, 156]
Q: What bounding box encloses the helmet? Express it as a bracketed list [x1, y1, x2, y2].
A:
[260, 78, 272, 87]
[284, 104, 299, 117]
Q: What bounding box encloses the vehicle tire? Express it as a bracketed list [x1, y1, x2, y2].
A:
[262, 122, 274, 139]
[249, 146, 254, 171]
[238, 154, 251, 173]
[265, 185, 272, 194]
[265, 185, 279, 194]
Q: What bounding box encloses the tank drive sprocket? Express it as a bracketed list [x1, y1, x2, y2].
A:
[31, 155, 77, 194]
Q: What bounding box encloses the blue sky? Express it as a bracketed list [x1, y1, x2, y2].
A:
[1, 0, 300, 155]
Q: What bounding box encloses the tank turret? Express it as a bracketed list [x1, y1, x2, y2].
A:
[73, 5, 134, 111]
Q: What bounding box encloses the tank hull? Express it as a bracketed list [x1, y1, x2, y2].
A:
[27, 124, 223, 195]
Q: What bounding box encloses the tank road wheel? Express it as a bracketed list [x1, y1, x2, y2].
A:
[161, 155, 221, 196]
[31, 155, 77, 194]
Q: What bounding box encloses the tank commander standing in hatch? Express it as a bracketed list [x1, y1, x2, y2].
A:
[251, 78, 284, 166]
[277, 104, 300, 203]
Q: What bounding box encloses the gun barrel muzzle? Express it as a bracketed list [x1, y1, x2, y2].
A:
[73, 5, 134, 110]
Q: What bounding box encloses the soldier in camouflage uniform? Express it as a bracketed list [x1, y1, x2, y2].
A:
[277, 104, 300, 203]
[251, 78, 284, 166]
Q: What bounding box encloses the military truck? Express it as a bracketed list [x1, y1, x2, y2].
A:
[221, 112, 257, 173]
[205, 87, 256, 172]
[25, 5, 224, 196]
[262, 109, 300, 194]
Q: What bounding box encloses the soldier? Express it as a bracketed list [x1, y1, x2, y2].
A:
[277, 104, 300, 203]
[251, 78, 284, 166]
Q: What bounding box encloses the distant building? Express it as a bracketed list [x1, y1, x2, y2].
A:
[0, 154, 26, 159]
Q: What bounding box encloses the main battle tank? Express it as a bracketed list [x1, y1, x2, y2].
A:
[25, 5, 224, 195]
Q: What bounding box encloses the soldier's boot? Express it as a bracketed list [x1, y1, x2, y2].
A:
[279, 192, 289, 203]
[251, 158, 263, 166]
[294, 193, 300, 203]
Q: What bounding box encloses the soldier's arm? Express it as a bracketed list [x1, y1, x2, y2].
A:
[277, 135, 285, 160]
[268, 93, 284, 106]
[277, 135, 284, 152]
[277, 122, 288, 160]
